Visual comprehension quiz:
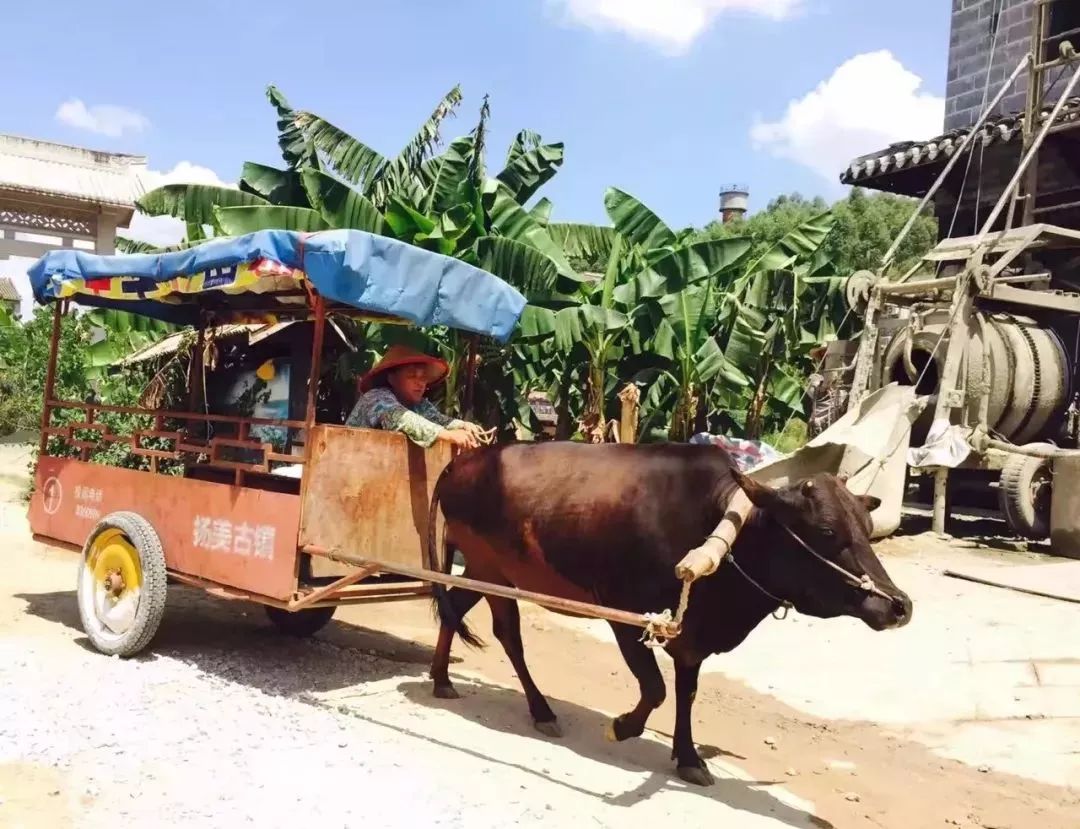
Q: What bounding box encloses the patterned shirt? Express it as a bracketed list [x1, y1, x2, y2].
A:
[345, 387, 465, 448]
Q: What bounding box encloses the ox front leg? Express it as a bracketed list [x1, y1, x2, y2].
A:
[605, 625, 666, 743]
[672, 660, 713, 786]
[486, 596, 561, 738]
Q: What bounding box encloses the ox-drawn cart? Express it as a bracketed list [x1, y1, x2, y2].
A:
[26, 230, 716, 657]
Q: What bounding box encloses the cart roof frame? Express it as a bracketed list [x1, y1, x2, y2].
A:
[27, 229, 527, 343]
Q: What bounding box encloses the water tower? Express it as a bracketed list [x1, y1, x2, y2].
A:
[719, 184, 749, 224]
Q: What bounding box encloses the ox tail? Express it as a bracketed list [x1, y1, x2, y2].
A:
[427, 472, 484, 649]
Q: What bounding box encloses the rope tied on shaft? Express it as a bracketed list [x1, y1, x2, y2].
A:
[640, 576, 693, 649]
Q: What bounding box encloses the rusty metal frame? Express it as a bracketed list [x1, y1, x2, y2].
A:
[164, 569, 429, 608]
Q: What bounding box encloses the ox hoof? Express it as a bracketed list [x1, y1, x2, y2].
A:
[606, 715, 642, 742]
[677, 765, 715, 787]
[433, 683, 460, 700]
[534, 719, 563, 739]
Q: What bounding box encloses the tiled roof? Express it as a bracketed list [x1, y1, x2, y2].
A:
[0, 133, 147, 208]
[841, 97, 1080, 185]
[0, 277, 19, 303]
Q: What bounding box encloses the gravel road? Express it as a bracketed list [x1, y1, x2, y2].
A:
[4, 440, 1080, 829]
[0, 544, 817, 829]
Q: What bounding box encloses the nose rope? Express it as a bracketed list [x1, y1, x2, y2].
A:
[779, 525, 896, 602]
[725, 554, 793, 620]
[648, 515, 900, 645]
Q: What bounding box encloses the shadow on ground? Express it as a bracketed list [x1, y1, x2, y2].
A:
[16, 586, 829, 829]
[895, 508, 1049, 554]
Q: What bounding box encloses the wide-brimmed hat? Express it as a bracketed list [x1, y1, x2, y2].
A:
[358, 345, 449, 393]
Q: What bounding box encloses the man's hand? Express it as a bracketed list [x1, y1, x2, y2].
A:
[459, 421, 485, 438]
[438, 428, 480, 449]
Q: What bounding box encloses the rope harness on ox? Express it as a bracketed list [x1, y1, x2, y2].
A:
[638, 520, 895, 649]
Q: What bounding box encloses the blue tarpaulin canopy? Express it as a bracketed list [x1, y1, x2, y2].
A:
[28, 229, 527, 343]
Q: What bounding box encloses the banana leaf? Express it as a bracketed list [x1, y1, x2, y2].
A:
[496, 130, 565, 204]
[138, 185, 266, 226]
[213, 205, 329, 235]
[475, 236, 560, 294]
[605, 188, 676, 250]
[301, 169, 385, 233]
[239, 162, 308, 206]
[266, 85, 320, 171]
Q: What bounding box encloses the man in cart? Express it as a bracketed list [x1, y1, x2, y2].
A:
[346, 345, 485, 449]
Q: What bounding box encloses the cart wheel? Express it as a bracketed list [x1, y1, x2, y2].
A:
[264, 605, 336, 637]
[999, 446, 1054, 540]
[77, 512, 168, 657]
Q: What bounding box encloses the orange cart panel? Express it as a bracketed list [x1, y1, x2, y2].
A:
[29, 457, 302, 600]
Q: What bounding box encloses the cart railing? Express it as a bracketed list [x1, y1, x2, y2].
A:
[42, 397, 308, 481]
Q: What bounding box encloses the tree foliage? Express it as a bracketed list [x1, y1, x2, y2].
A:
[698, 189, 937, 276]
[39, 88, 940, 453]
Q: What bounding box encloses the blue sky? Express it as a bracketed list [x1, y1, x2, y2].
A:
[3, 0, 949, 234]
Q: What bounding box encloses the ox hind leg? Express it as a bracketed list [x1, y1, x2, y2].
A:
[430, 585, 483, 700]
[486, 595, 561, 738]
[605, 624, 666, 744]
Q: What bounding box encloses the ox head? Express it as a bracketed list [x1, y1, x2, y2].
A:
[731, 469, 912, 631]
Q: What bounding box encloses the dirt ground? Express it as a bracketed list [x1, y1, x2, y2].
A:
[2, 440, 1079, 828]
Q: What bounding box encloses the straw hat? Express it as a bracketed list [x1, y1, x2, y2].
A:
[358, 345, 449, 393]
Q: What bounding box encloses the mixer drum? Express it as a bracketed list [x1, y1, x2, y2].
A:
[881, 310, 1071, 445]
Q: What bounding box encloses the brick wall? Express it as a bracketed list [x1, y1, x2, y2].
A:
[945, 0, 1035, 131]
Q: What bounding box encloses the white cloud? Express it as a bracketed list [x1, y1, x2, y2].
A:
[125, 162, 235, 247]
[55, 99, 150, 138]
[546, 0, 801, 53]
[750, 50, 945, 184]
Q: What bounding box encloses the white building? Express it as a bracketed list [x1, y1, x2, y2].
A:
[0, 133, 147, 313]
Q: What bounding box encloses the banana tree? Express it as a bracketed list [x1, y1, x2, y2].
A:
[716, 211, 841, 438]
[132, 86, 575, 428]
[544, 188, 752, 441]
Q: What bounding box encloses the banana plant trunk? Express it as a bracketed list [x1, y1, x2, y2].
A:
[555, 368, 574, 440]
[745, 355, 772, 440]
[668, 387, 698, 443]
[618, 383, 640, 444]
[581, 357, 608, 443]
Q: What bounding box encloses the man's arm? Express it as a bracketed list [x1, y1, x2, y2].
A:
[351, 389, 446, 448]
[416, 398, 467, 430]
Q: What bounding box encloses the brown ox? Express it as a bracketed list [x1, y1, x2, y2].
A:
[427, 442, 912, 786]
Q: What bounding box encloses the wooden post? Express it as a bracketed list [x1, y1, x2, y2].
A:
[932, 468, 949, 537]
[38, 302, 63, 456]
[1018, 3, 1051, 228]
[187, 317, 205, 413]
[618, 384, 640, 444]
[464, 335, 478, 420]
[303, 294, 327, 461]
[928, 271, 976, 536]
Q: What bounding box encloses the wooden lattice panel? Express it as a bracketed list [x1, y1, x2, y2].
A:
[0, 205, 94, 238]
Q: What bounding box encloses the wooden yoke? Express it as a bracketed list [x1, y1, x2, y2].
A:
[675, 488, 754, 582]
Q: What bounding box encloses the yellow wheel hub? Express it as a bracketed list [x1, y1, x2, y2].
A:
[88, 529, 141, 598]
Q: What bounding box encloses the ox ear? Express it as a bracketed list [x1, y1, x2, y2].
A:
[730, 468, 782, 510]
[858, 494, 882, 513]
